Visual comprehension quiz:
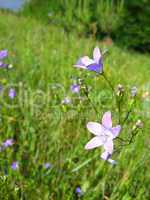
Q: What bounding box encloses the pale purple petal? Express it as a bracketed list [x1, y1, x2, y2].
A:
[3, 139, 14, 148]
[61, 97, 71, 104]
[8, 88, 16, 99]
[70, 84, 80, 93]
[102, 111, 112, 129]
[0, 50, 8, 59]
[81, 56, 94, 66]
[101, 151, 110, 160]
[74, 57, 87, 69]
[108, 159, 117, 165]
[93, 47, 101, 64]
[85, 136, 104, 149]
[86, 122, 103, 136]
[11, 161, 19, 170]
[111, 125, 121, 138]
[104, 140, 113, 154]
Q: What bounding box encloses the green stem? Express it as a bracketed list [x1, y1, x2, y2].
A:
[83, 88, 98, 114]
[102, 73, 114, 92]
[122, 99, 135, 126]
[71, 153, 99, 173]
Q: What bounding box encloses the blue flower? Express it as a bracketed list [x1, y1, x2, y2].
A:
[44, 163, 52, 169]
[11, 161, 19, 170]
[74, 47, 103, 73]
[70, 84, 80, 93]
[3, 139, 14, 148]
[8, 88, 16, 99]
[75, 187, 83, 196]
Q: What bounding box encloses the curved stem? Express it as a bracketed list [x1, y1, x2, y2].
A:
[83, 88, 98, 114]
[102, 73, 114, 92]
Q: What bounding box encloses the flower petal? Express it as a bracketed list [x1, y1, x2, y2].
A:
[101, 151, 110, 160]
[81, 56, 94, 66]
[74, 57, 87, 69]
[104, 140, 113, 154]
[111, 125, 121, 138]
[86, 122, 103, 136]
[108, 159, 117, 165]
[93, 47, 101, 64]
[85, 136, 104, 149]
[87, 63, 102, 73]
[102, 111, 112, 129]
[0, 50, 8, 60]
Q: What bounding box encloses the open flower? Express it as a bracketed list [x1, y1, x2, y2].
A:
[8, 88, 16, 99]
[11, 161, 19, 170]
[0, 50, 8, 60]
[74, 47, 103, 73]
[70, 84, 80, 93]
[85, 111, 121, 163]
[3, 139, 14, 148]
[0, 50, 8, 68]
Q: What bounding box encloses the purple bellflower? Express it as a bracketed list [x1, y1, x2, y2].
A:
[85, 111, 121, 163]
[44, 163, 52, 169]
[8, 88, 16, 99]
[61, 97, 71, 105]
[11, 161, 19, 170]
[3, 139, 14, 148]
[74, 47, 103, 73]
[70, 84, 80, 93]
[0, 50, 8, 68]
[0, 50, 8, 60]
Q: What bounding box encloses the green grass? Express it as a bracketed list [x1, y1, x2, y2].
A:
[0, 10, 150, 200]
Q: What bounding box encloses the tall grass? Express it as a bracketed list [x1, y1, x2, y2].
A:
[0, 10, 150, 199]
[22, 0, 125, 36]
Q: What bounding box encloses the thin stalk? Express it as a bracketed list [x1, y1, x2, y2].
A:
[102, 73, 114, 92]
[83, 87, 98, 114]
[71, 153, 99, 173]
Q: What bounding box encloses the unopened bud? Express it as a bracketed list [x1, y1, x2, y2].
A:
[135, 120, 143, 128]
[116, 84, 124, 96]
[131, 86, 137, 97]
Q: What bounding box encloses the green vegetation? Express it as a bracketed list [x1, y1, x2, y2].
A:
[22, 0, 150, 52]
[0, 4, 150, 200]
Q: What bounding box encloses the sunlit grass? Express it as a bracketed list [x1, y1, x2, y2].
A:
[0, 11, 150, 199]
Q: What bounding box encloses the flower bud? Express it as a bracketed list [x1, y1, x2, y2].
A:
[131, 86, 137, 97]
[116, 84, 124, 96]
[135, 120, 143, 128]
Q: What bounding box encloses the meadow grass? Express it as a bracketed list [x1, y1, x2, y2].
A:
[0, 10, 150, 200]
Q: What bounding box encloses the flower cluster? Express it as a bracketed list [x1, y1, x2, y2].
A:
[73, 46, 143, 164]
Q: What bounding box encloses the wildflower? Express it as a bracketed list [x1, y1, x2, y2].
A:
[44, 163, 51, 169]
[61, 97, 71, 105]
[3, 139, 14, 148]
[70, 84, 80, 93]
[0, 50, 8, 59]
[135, 120, 143, 129]
[75, 186, 83, 197]
[8, 88, 16, 99]
[131, 86, 137, 97]
[11, 161, 19, 170]
[0, 50, 8, 68]
[74, 47, 103, 73]
[85, 111, 121, 163]
[116, 84, 124, 96]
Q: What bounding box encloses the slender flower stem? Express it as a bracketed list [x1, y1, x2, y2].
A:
[102, 73, 114, 92]
[83, 87, 98, 114]
[122, 99, 135, 126]
[102, 72, 122, 124]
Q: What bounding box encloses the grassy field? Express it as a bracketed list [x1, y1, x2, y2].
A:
[0, 9, 150, 200]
